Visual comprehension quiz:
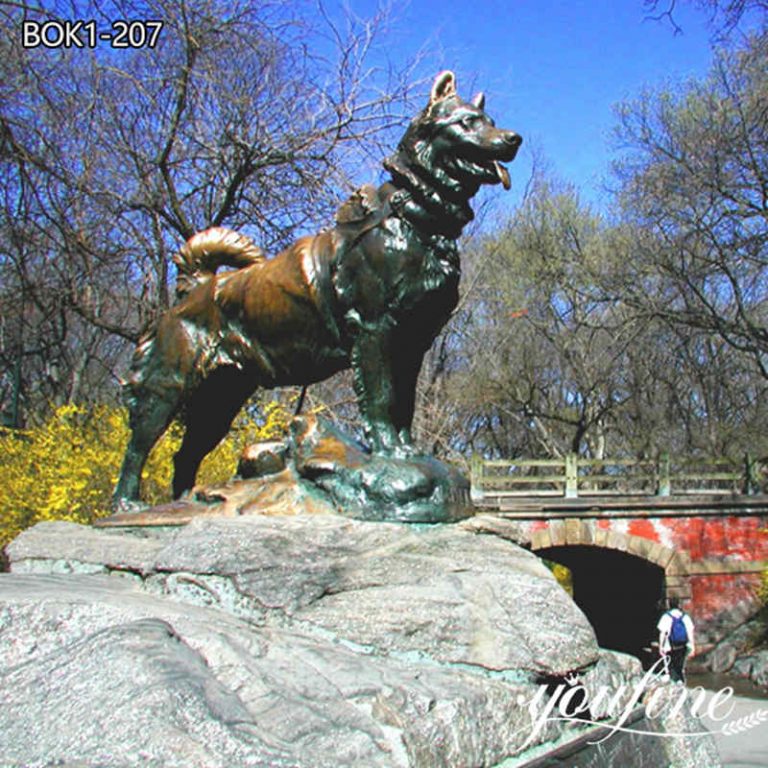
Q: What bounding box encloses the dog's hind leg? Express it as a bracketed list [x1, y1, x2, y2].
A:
[171, 366, 255, 498]
[113, 388, 182, 508]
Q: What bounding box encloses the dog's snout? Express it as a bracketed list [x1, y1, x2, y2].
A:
[505, 131, 522, 148]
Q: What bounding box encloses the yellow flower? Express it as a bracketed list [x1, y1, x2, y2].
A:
[0, 400, 292, 548]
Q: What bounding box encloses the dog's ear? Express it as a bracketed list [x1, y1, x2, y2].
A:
[429, 71, 457, 105]
[471, 92, 485, 110]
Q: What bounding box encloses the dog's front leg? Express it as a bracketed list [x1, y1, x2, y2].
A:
[348, 318, 404, 456]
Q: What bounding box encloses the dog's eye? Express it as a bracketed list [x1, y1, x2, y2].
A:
[461, 116, 479, 128]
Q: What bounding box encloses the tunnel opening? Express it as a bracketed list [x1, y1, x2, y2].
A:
[538, 545, 666, 666]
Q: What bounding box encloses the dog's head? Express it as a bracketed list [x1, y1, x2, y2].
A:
[384, 71, 521, 233]
[419, 71, 521, 189]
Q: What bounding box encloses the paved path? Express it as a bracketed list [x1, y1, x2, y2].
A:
[699, 694, 768, 767]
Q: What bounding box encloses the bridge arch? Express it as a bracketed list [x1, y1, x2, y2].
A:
[529, 520, 692, 663]
[471, 497, 768, 652]
[529, 520, 692, 599]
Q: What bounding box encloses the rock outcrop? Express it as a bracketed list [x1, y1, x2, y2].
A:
[702, 609, 768, 690]
[1, 515, 719, 767]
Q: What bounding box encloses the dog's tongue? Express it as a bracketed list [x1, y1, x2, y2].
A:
[495, 161, 511, 190]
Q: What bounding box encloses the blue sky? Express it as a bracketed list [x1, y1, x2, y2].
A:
[326, 0, 759, 212]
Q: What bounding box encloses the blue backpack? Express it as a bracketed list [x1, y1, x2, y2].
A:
[669, 612, 688, 645]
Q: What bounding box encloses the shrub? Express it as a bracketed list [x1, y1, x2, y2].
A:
[759, 568, 768, 605]
[0, 401, 292, 549]
[542, 558, 573, 596]
[760, 527, 768, 606]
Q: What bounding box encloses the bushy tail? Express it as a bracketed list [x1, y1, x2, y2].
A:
[173, 227, 265, 298]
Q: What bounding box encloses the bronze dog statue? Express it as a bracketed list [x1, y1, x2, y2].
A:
[114, 71, 521, 507]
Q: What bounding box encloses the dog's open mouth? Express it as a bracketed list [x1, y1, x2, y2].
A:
[493, 161, 511, 190]
[447, 156, 513, 190]
[480, 158, 512, 189]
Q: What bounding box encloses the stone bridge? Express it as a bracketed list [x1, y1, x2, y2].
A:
[471, 493, 768, 661]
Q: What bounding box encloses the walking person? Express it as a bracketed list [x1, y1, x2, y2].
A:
[658, 597, 695, 683]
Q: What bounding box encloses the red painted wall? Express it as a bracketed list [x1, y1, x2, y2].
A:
[689, 572, 761, 624]
[627, 518, 660, 541]
[661, 515, 768, 561]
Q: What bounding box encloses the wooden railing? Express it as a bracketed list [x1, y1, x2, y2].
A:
[470, 453, 765, 500]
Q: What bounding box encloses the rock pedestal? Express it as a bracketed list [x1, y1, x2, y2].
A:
[0, 515, 720, 767]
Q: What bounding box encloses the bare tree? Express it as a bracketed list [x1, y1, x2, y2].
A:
[0, 0, 420, 423]
[644, 0, 767, 35]
[424, 179, 637, 460]
[612, 28, 768, 377]
[425, 170, 768, 464]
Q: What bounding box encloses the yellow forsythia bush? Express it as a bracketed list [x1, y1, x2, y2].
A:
[759, 571, 768, 605]
[546, 560, 574, 597]
[0, 400, 292, 549]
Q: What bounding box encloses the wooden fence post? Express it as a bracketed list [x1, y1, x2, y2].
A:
[744, 453, 759, 495]
[565, 453, 578, 498]
[657, 452, 671, 496]
[470, 454, 483, 500]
